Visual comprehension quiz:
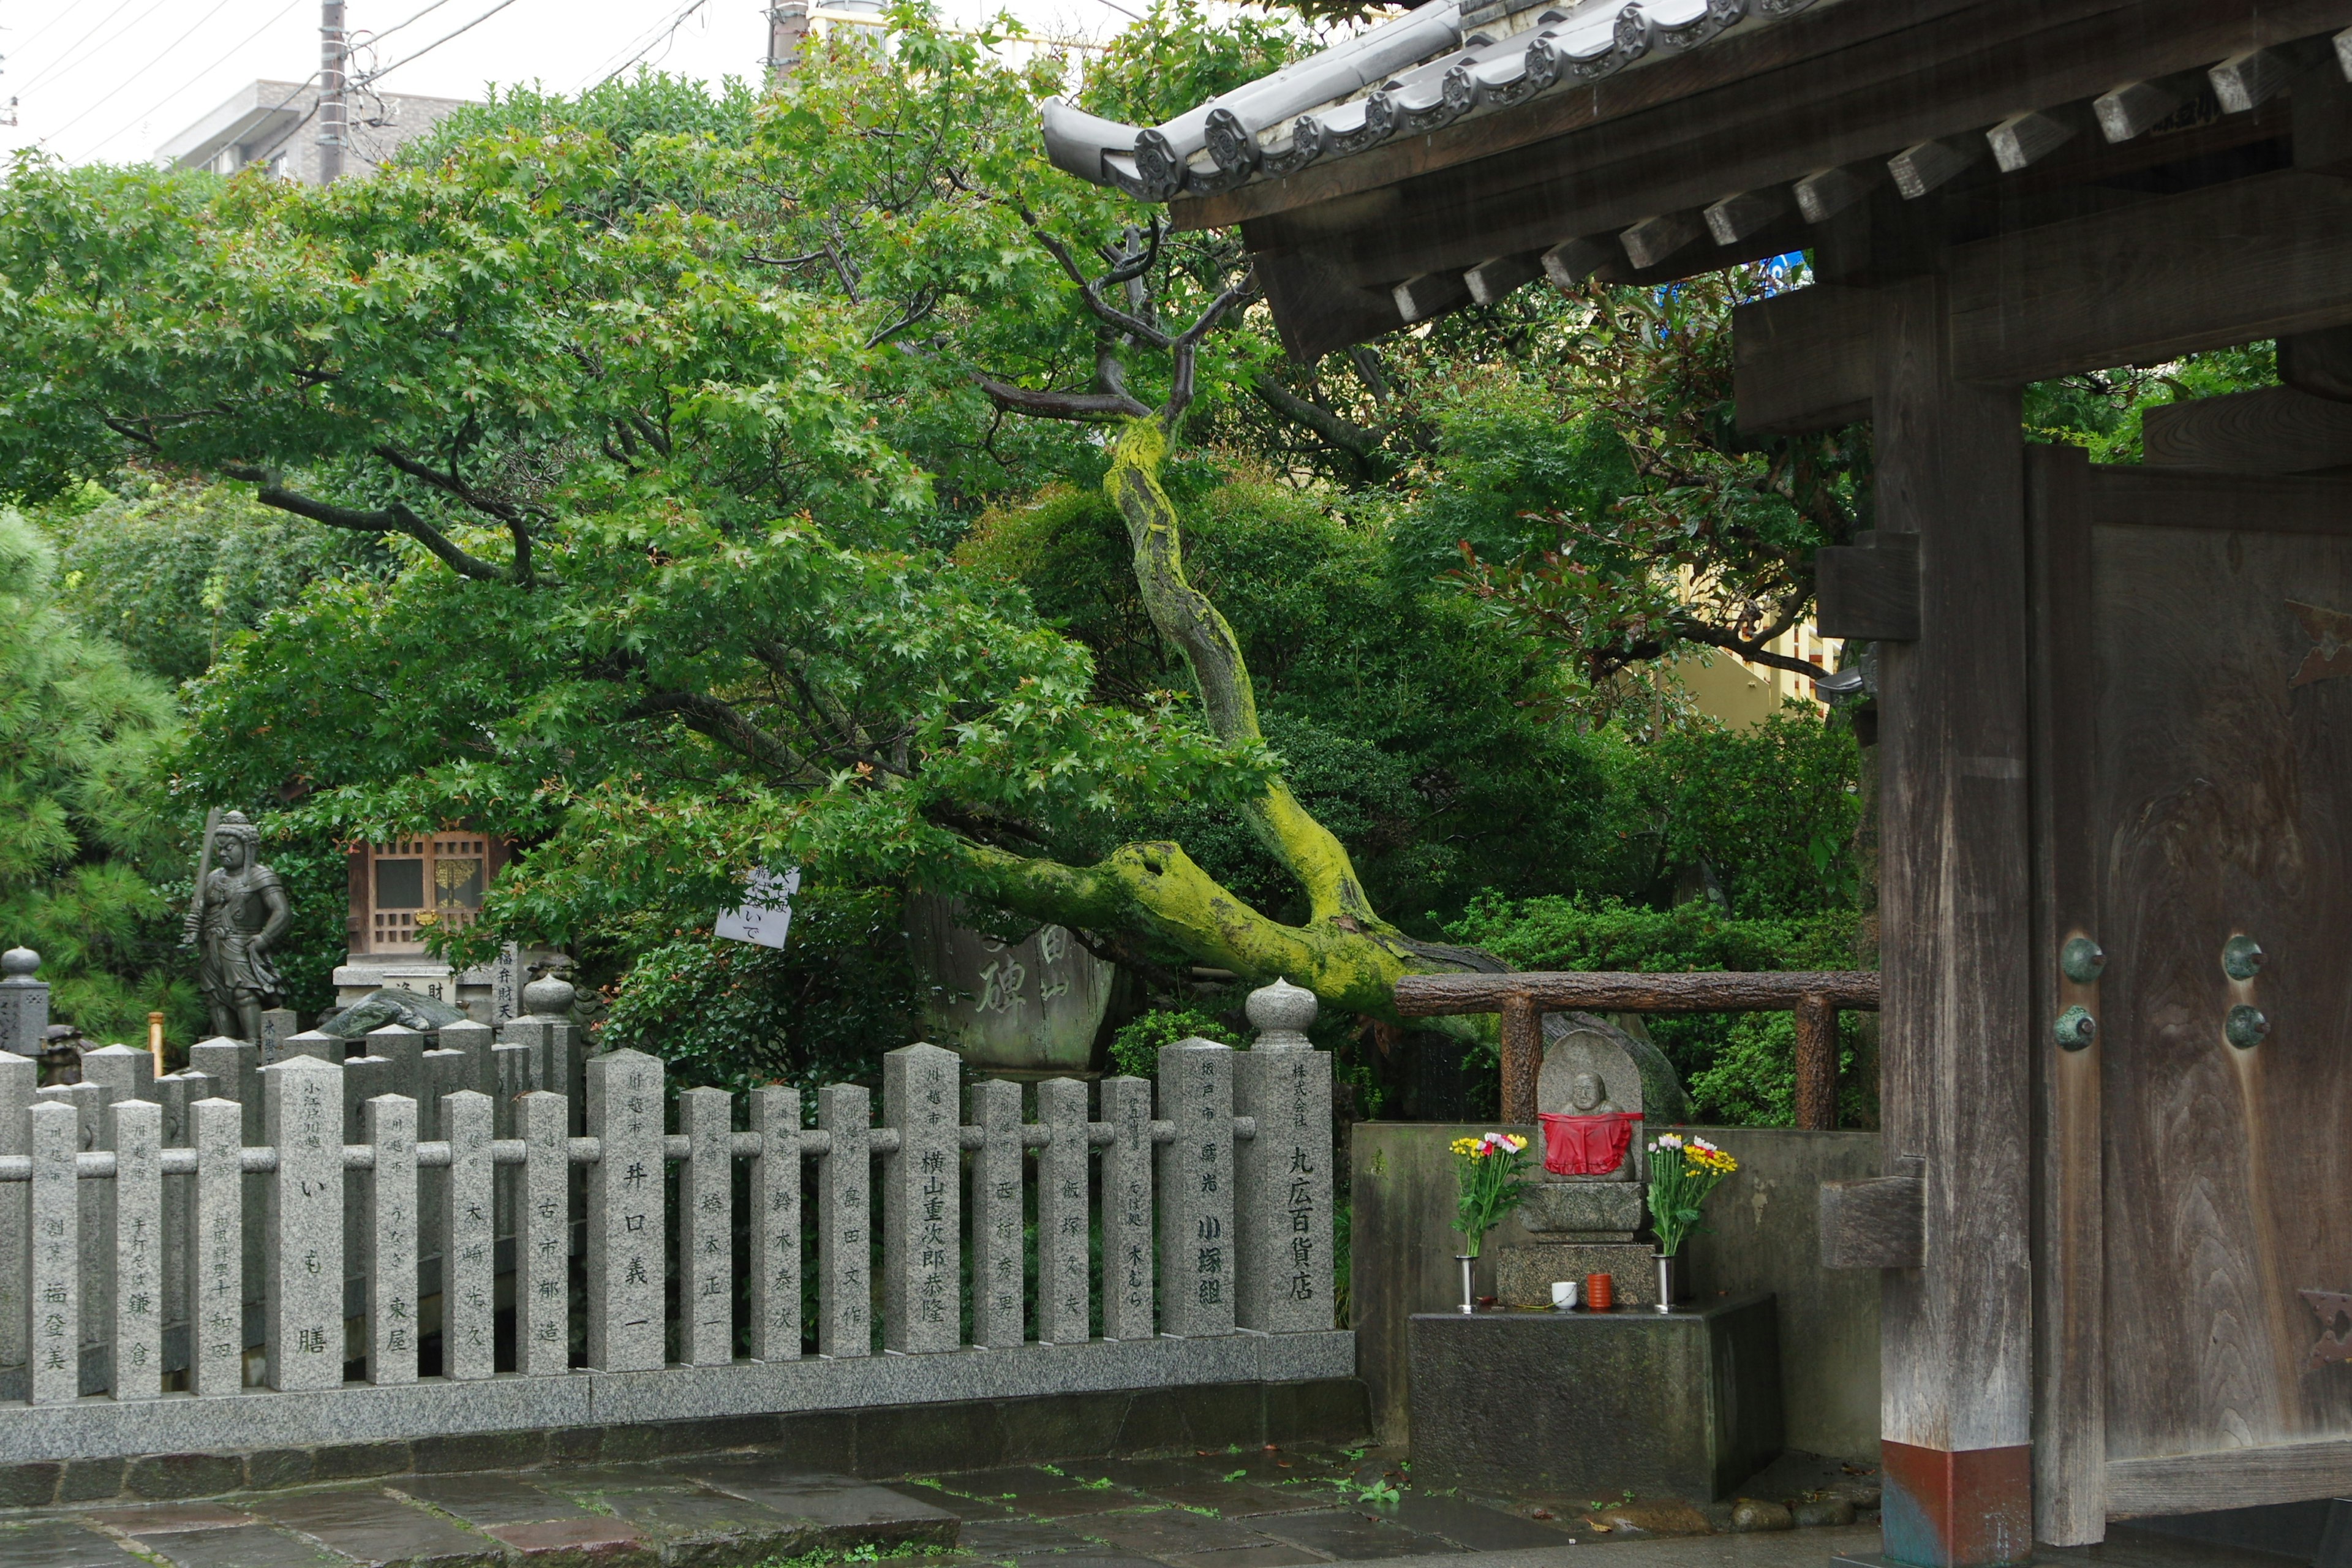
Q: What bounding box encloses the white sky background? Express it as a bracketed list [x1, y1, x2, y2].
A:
[0, 0, 1149, 167]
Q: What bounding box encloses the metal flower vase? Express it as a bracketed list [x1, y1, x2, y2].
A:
[1457, 1254, 1476, 1314]
[1654, 1251, 1681, 1313]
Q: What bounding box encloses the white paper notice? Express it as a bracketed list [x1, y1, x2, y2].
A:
[715, 867, 801, 949]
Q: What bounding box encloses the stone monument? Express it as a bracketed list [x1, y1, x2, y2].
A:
[182, 810, 293, 1046]
[1493, 1014, 1683, 1309]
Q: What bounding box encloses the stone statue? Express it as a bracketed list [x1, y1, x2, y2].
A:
[1566, 1070, 1619, 1117]
[182, 811, 292, 1044]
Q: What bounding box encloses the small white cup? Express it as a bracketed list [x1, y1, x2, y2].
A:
[1551, 1280, 1580, 1311]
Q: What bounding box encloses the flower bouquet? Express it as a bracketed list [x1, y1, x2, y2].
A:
[1449, 1131, 1531, 1313]
[1644, 1133, 1738, 1312]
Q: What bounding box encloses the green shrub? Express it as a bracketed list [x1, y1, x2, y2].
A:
[1108, 1007, 1240, 1079]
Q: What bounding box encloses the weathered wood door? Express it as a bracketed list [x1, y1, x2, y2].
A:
[2029, 445, 2352, 1538]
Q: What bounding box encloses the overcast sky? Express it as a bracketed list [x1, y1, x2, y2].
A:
[0, 0, 1143, 167]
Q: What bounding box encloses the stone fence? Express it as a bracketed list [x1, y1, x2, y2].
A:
[0, 979, 1345, 1464]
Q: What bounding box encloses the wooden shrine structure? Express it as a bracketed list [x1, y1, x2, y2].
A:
[1043, 2, 2352, 1564]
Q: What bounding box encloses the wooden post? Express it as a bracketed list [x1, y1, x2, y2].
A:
[1871, 276, 2034, 1568]
[1793, 993, 1838, 1131]
[1498, 995, 1541, 1125]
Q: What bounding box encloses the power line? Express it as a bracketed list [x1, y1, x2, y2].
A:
[582, 0, 706, 91]
[352, 0, 526, 88]
[14, 0, 178, 99]
[40, 0, 257, 148]
[356, 0, 462, 49]
[77, 0, 310, 160]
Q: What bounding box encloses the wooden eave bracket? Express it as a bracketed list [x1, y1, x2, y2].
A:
[1820, 1155, 1926, 1270]
[1815, 530, 1920, 641]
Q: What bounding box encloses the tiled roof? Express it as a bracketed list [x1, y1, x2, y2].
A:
[1042, 0, 1826, 202]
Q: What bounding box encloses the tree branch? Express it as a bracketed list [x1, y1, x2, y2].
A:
[222, 466, 513, 582]
[971, 373, 1149, 423]
[1248, 371, 1382, 465]
[625, 689, 812, 778]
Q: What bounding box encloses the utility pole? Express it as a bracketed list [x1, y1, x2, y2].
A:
[763, 1, 810, 88]
[318, 0, 347, 183]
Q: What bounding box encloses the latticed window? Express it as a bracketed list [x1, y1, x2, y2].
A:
[362, 835, 489, 955]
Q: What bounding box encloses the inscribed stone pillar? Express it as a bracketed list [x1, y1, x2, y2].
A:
[110, 1096, 163, 1398]
[748, 1085, 800, 1363]
[0, 1050, 34, 1370]
[882, 1044, 960, 1354]
[1099, 1076, 1155, 1342]
[82, 1042, 155, 1110]
[816, 1083, 870, 1358]
[1234, 979, 1333, 1333]
[518, 1090, 569, 1376]
[679, 1086, 734, 1366]
[257, 1009, 298, 1066]
[26, 1099, 77, 1404]
[366, 1025, 426, 1104]
[262, 1054, 344, 1390]
[273, 1029, 341, 1068]
[1035, 1077, 1090, 1346]
[584, 1049, 665, 1372]
[1156, 1039, 1235, 1338]
[50, 1079, 107, 1377]
[442, 1089, 494, 1381]
[188, 1097, 243, 1397]
[438, 1020, 492, 1099]
[363, 1094, 418, 1385]
[156, 1069, 205, 1358]
[967, 1079, 1023, 1349]
[502, 978, 582, 1128]
[0, 947, 49, 1057]
[187, 1038, 260, 1142]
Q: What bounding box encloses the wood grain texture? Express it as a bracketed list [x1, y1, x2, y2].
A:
[1733, 282, 1874, 438]
[2026, 443, 2107, 1546]
[1820, 1170, 1926, 1269]
[1393, 970, 1882, 1017]
[1794, 993, 1839, 1132]
[1498, 995, 1542, 1127]
[1872, 276, 2034, 1460]
[2080, 468, 2352, 1483]
[2143, 384, 2352, 474]
[1817, 532, 1922, 641]
[1947, 171, 2352, 386]
[2105, 1439, 2352, 1518]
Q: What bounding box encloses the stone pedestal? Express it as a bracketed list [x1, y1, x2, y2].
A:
[1408, 1294, 1783, 1501]
[1493, 1180, 1653, 1308]
[1494, 1240, 1657, 1308]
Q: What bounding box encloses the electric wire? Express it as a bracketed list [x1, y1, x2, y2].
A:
[76, 0, 308, 160]
[581, 0, 706, 91]
[350, 0, 525, 87]
[13, 0, 178, 99]
[355, 0, 461, 50]
[40, 0, 251, 148]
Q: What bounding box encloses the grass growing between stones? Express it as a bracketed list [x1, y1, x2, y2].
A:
[753, 1541, 962, 1568]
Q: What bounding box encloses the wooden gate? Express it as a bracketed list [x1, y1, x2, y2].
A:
[2029, 444, 2352, 1532]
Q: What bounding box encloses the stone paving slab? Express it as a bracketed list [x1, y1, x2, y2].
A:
[136, 1523, 351, 1568]
[251, 1486, 507, 1568]
[1251, 1508, 1468, 1560]
[1074, 1506, 1285, 1556]
[0, 1517, 146, 1567]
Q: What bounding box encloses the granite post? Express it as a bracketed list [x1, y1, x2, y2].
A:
[1099, 1076, 1155, 1341]
[257, 1008, 298, 1065]
[501, 978, 582, 1131]
[0, 1050, 34, 1371]
[439, 1020, 492, 1099]
[680, 1085, 734, 1366]
[156, 1069, 206, 1362]
[883, 1043, 960, 1354]
[51, 1079, 107, 1380]
[442, 1088, 495, 1381]
[748, 1084, 800, 1363]
[188, 1097, 243, 1396]
[273, 1029, 342, 1068]
[816, 1083, 871, 1358]
[26, 1098, 77, 1403]
[968, 1079, 1023, 1349]
[0, 947, 49, 1057]
[585, 1049, 666, 1372]
[365, 1024, 426, 1104]
[518, 1089, 569, 1376]
[1156, 1039, 1235, 1338]
[1234, 979, 1333, 1333]
[110, 1096, 163, 1398]
[364, 1093, 419, 1385]
[1036, 1077, 1090, 1346]
[263, 1054, 344, 1391]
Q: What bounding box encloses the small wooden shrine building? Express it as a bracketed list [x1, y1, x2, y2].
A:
[1046, 3, 2352, 1564]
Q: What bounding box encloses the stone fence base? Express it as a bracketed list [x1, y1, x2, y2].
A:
[0, 1372, 1372, 1510]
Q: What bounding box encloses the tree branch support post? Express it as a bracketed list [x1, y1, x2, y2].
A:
[1793, 991, 1838, 1131]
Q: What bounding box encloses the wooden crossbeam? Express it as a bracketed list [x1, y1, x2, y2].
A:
[1735, 170, 2352, 433]
[2142, 383, 2352, 472]
[1392, 969, 1882, 1017]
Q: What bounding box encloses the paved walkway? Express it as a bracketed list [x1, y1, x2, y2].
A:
[1, 1440, 2296, 1568]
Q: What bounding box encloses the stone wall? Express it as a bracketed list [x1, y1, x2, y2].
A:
[1348, 1121, 1880, 1460]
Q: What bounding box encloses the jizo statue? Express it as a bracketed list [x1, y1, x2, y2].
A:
[181, 810, 292, 1043]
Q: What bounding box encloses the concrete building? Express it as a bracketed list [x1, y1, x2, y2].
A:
[155, 78, 471, 185]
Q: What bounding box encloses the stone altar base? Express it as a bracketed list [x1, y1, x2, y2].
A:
[1493, 1239, 1657, 1308]
[1408, 1294, 1783, 1502]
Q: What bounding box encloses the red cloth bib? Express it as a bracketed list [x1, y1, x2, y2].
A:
[1538, 1112, 1643, 1178]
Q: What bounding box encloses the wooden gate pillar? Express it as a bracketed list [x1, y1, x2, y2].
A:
[1869, 277, 2035, 1568]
